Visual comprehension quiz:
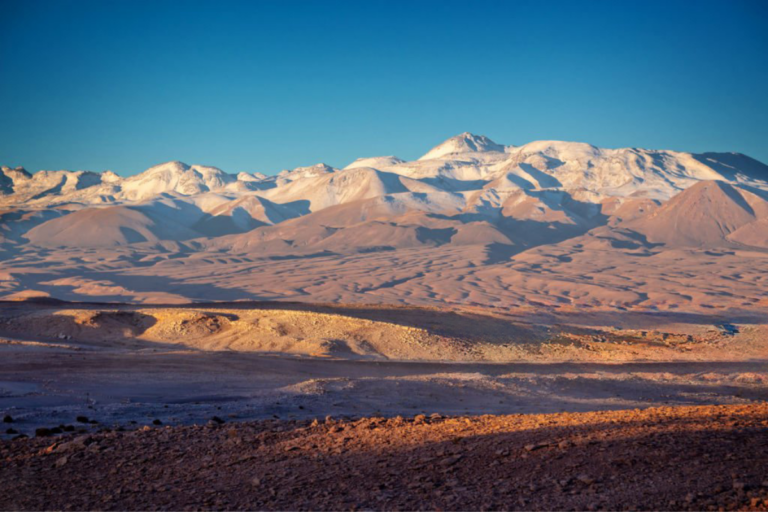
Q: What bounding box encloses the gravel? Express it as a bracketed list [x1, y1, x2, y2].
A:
[1, 403, 767, 510]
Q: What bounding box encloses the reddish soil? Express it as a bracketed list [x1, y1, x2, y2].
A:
[2, 404, 768, 511]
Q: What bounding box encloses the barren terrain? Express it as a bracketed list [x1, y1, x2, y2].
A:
[1, 300, 766, 437]
[2, 134, 768, 510]
[2, 404, 767, 511]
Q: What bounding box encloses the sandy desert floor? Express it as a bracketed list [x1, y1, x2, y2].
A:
[3, 242, 768, 313]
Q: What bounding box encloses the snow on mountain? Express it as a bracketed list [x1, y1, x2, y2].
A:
[494, 142, 755, 201]
[0, 166, 32, 194]
[344, 156, 405, 170]
[119, 161, 236, 201]
[237, 172, 267, 182]
[260, 167, 441, 212]
[419, 132, 507, 160]
[3, 132, 768, 251]
[0, 167, 114, 206]
[274, 163, 336, 186]
[193, 195, 304, 236]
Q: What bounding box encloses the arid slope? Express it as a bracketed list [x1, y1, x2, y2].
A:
[1, 405, 767, 511]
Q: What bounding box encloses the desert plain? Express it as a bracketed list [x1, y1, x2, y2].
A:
[2, 134, 768, 509]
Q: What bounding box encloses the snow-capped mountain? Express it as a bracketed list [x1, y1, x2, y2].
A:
[418, 132, 508, 160]
[2, 133, 768, 250]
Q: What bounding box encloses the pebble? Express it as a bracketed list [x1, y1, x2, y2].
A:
[439, 455, 463, 467]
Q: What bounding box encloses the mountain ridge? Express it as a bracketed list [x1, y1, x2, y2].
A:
[2, 133, 768, 254]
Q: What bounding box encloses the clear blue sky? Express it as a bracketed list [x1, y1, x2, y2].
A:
[1, 0, 766, 176]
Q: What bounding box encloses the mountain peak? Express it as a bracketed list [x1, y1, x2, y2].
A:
[419, 132, 505, 160]
[277, 163, 336, 182]
[237, 171, 267, 182]
[144, 160, 192, 175]
[344, 156, 405, 170]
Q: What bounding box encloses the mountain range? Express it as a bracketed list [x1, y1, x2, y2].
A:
[3, 132, 768, 252]
[2, 132, 768, 308]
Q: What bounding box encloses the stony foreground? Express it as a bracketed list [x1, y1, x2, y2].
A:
[2, 404, 768, 511]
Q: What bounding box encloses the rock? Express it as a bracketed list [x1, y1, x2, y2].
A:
[389, 415, 406, 427]
[5, 428, 18, 434]
[525, 443, 547, 452]
[440, 455, 463, 467]
[55, 456, 68, 468]
[733, 481, 746, 491]
[62, 425, 75, 432]
[2, 415, 12, 423]
[152, 419, 162, 426]
[35, 427, 54, 437]
[414, 414, 427, 424]
[76, 416, 89, 424]
[12, 434, 27, 440]
[210, 416, 225, 425]
[55, 436, 92, 453]
[42, 443, 61, 454]
[50, 427, 63, 434]
[577, 474, 595, 485]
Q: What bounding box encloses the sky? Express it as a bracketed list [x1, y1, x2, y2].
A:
[0, 0, 766, 177]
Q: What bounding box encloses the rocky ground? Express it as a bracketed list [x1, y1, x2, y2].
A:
[1, 404, 767, 511]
